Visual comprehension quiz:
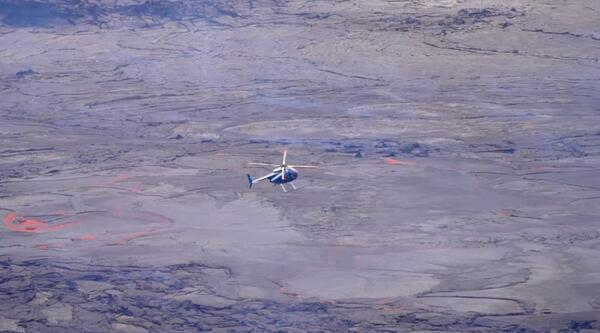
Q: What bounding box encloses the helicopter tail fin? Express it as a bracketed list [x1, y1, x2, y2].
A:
[247, 174, 253, 189]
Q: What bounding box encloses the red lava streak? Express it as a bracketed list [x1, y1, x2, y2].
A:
[384, 158, 415, 166]
[278, 287, 307, 300]
[3, 212, 77, 233]
[496, 210, 512, 217]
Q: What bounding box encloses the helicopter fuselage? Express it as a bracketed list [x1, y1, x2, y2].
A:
[268, 168, 297, 184]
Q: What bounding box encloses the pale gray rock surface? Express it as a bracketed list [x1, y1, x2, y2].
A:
[1, 0, 600, 331]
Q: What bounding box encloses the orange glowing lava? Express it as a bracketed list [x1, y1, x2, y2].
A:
[384, 158, 415, 166]
[3, 212, 77, 233]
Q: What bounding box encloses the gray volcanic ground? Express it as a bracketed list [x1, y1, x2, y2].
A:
[1, 0, 600, 332]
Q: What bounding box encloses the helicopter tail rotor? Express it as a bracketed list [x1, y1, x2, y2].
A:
[247, 174, 253, 189]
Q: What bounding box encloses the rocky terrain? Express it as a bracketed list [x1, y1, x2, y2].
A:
[1, 0, 600, 332]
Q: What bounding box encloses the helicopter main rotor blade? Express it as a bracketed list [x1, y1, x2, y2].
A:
[253, 172, 277, 183]
[282, 150, 287, 166]
[271, 172, 282, 181]
[288, 165, 319, 169]
[247, 162, 280, 167]
[281, 166, 286, 180]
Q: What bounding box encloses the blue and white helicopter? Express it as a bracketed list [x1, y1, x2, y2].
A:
[246, 151, 318, 192]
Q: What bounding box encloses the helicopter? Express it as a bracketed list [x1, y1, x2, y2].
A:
[246, 151, 318, 192]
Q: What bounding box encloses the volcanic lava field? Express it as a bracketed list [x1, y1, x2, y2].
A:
[1, 0, 600, 332]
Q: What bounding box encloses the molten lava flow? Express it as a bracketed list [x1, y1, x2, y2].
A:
[3, 212, 77, 233]
[80, 234, 96, 240]
[384, 158, 415, 166]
